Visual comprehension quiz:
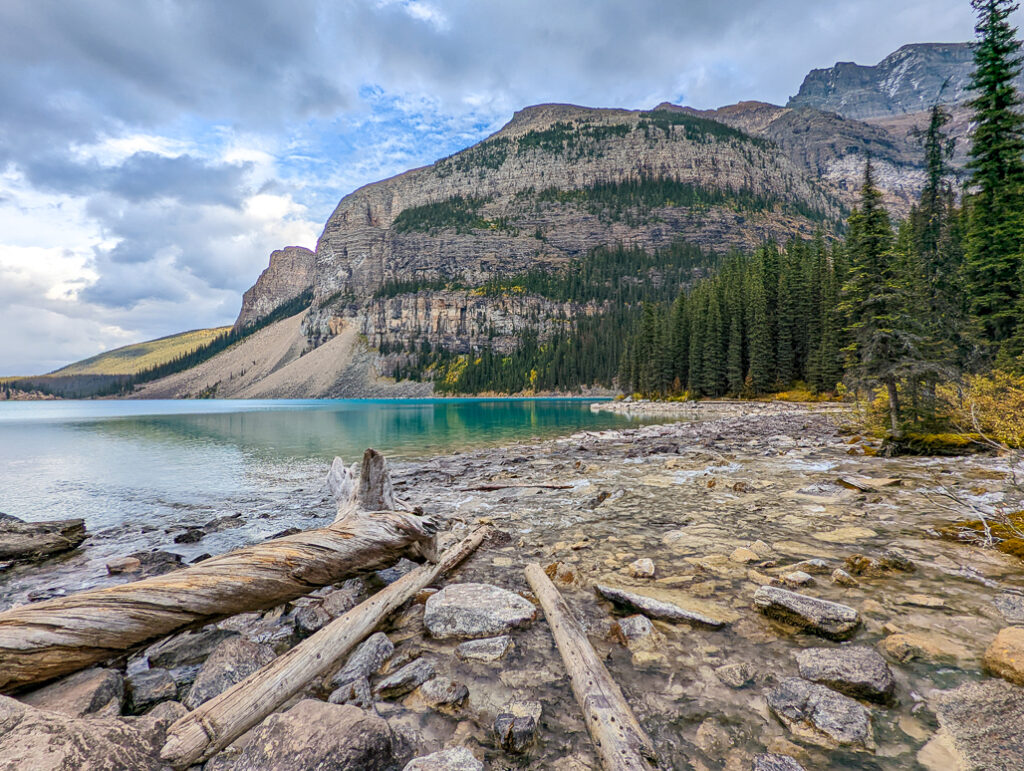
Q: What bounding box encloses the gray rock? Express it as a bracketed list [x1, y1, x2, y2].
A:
[754, 586, 861, 640]
[790, 559, 831, 575]
[322, 578, 365, 617]
[19, 666, 124, 718]
[924, 678, 1024, 771]
[376, 557, 419, 586]
[715, 662, 755, 689]
[233, 699, 393, 771]
[127, 549, 183, 577]
[404, 746, 484, 771]
[145, 626, 237, 669]
[612, 613, 658, 643]
[424, 583, 537, 639]
[782, 571, 815, 587]
[830, 568, 858, 587]
[0, 694, 165, 769]
[291, 601, 332, 635]
[752, 754, 807, 771]
[596, 584, 728, 628]
[184, 637, 276, 709]
[146, 699, 188, 722]
[766, 677, 874, 749]
[329, 677, 374, 709]
[993, 592, 1024, 624]
[375, 658, 436, 699]
[127, 668, 178, 713]
[408, 677, 469, 714]
[0, 515, 86, 562]
[455, 635, 514, 662]
[795, 646, 895, 703]
[495, 700, 541, 754]
[330, 632, 395, 688]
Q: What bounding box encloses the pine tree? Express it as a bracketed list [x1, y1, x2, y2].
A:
[746, 267, 774, 393]
[964, 0, 1024, 345]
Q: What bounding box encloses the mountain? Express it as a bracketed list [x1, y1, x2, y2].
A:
[50, 327, 231, 376]
[121, 42, 980, 398]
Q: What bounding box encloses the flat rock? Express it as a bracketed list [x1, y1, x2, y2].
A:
[455, 635, 513, 662]
[233, 699, 393, 771]
[879, 631, 972, 666]
[145, 627, 237, 669]
[596, 584, 733, 628]
[795, 646, 895, 703]
[106, 556, 142, 574]
[753, 753, 807, 771]
[0, 515, 86, 562]
[424, 583, 537, 639]
[730, 547, 760, 564]
[754, 586, 861, 640]
[922, 679, 1024, 771]
[403, 747, 483, 771]
[766, 677, 874, 749]
[20, 666, 124, 718]
[184, 637, 276, 709]
[127, 668, 178, 713]
[984, 626, 1024, 685]
[812, 527, 877, 544]
[375, 658, 436, 699]
[406, 677, 469, 714]
[0, 694, 165, 769]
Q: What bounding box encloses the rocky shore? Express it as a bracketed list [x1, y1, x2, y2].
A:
[2, 402, 1023, 769]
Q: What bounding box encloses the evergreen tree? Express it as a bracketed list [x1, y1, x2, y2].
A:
[746, 267, 774, 393]
[964, 0, 1024, 345]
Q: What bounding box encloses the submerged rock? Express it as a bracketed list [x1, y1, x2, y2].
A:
[233, 700, 393, 771]
[715, 662, 755, 689]
[19, 667, 124, 718]
[753, 753, 807, 771]
[984, 626, 1024, 685]
[455, 635, 514, 662]
[795, 646, 895, 703]
[424, 583, 537, 639]
[920, 679, 1024, 771]
[753, 586, 861, 640]
[766, 677, 874, 749]
[403, 746, 483, 771]
[879, 631, 972, 666]
[0, 515, 86, 562]
[596, 584, 732, 628]
[184, 637, 276, 709]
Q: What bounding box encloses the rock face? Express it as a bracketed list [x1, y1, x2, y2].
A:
[925, 679, 1024, 771]
[424, 583, 537, 638]
[234, 246, 315, 329]
[233, 700, 393, 771]
[795, 646, 895, 703]
[754, 586, 861, 640]
[766, 677, 874, 749]
[0, 515, 86, 562]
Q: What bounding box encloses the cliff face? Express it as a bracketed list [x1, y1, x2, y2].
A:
[233, 246, 315, 330]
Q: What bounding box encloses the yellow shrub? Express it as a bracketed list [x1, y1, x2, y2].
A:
[938, 371, 1024, 448]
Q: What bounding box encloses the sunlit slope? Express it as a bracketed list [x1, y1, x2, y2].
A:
[51, 327, 232, 376]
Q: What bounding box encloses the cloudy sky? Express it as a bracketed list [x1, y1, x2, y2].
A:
[0, 0, 995, 375]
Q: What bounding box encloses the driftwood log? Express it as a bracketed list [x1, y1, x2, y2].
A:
[161, 526, 489, 768]
[0, 450, 437, 692]
[525, 562, 658, 771]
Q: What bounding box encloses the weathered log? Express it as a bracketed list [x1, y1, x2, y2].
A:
[464, 484, 574, 491]
[161, 526, 488, 768]
[0, 450, 437, 693]
[525, 563, 658, 771]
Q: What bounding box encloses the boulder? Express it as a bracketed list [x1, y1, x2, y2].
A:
[844, 549, 915, 576]
[424, 584, 537, 639]
[19, 666, 124, 718]
[920, 679, 1024, 771]
[752, 753, 806, 771]
[765, 677, 874, 749]
[753, 586, 861, 640]
[984, 626, 1024, 685]
[127, 668, 178, 713]
[596, 584, 732, 628]
[291, 601, 332, 635]
[455, 635, 514, 662]
[127, 549, 183, 577]
[406, 677, 469, 714]
[403, 746, 484, 771]
[375, 658, 436, 699]
[233, 700, 393, 771]
[0, 515, 86, 562]
[0, 694, 165, 769]
[795, 646, 895, 703]
[184, 637, 276, 709]
[790, 559, 831, 575]
[495, 700, 542, 754]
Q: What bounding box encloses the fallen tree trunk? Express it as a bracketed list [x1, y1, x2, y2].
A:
[162, 526, 489, 768]
[0, 450, 437, 693]
[525, 562, 658, 771]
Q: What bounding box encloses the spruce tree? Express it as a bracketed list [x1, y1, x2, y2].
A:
[746, 267, 774, 393]
[964, 0, 1024, 345]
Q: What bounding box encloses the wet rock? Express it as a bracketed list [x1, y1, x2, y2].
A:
[753, 753, 807, 771]
[611, 614, 666, 665]
[795, 646, 895, 703]
[173, 527, 205, 544]
[766, 677, 874, 749]
[494, 700, 541, 753]
[375, 658, 436, 699]
[993, 592, 1024, 623]
[790, 559, 831, 575]
[127, 668, 177, 713]
[629, 558, 656, 578]
[128, 549, 183, 576]
[403, 746, 484, 771]
[106, 556, 142, 574]
[596, 584, 731, 628]
[233, 699, 393, 771]
[731, 547, 761, 564]
[406, 677, 469, 714]
[424, 583, 537, 639]
[204, 513, 244, 532]
[0, 695, 165, 769]
[984, 626, 1024, 685]
[844, 548, 916, 576]
[879, 631, 971, 666]
[753, 586, 861, 640]
[145, 627, 238, 669]
[19, 666, 124, 718]
[920, 679, 1024, 771]
[184, 637, 276, 709]
[830, 568, 858, 587]
[695, 717, 731, 754]
[0, 515, 86, 562]
[715, 662, 755, 689]
[455, 635, 513, 662]
[146, 699, 188, 722]
[782, 571, 815, 587]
